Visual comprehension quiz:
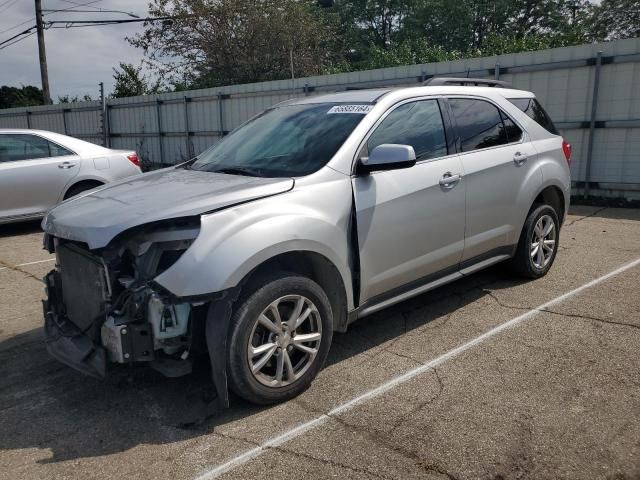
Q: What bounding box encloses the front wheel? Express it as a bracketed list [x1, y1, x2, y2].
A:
[227, 274, 333, 405]
[510, 204, 560, 278]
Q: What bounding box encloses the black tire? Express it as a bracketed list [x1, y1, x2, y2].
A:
[227, 273, 333, 405]
[511, 204, 560, 278]
[64, 182, 102, 200]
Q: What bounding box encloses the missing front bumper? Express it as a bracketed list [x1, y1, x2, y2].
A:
[43, 308, 107, 378]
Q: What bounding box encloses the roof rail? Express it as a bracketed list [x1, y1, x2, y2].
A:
[424, 77, 512, 88]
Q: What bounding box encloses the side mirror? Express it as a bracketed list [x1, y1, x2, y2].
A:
[358, 144, 417, 174]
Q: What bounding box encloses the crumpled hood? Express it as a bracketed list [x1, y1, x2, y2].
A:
[42, 168, 294, 249]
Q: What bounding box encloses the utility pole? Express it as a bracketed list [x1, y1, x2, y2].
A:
[99, 82, 109, 147]
[35, 0, 51, 104]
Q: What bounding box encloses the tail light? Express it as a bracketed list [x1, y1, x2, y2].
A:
[127, 152, 141, 168]
[562, 139, 572, 166]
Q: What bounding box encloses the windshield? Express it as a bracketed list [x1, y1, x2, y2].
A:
[187, 103, 371, 177]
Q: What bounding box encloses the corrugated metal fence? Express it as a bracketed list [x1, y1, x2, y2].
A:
[1, 37, 639, 198]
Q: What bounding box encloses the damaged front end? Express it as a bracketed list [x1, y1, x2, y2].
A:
[43, 218, 207, 380]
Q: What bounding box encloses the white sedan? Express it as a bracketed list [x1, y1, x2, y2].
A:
[0, 129, 142, 224]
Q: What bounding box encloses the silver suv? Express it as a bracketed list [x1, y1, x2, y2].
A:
[42, 79, 571, 406]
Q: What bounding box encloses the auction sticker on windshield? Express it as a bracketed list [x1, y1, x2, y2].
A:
[327, 104, 374, 114]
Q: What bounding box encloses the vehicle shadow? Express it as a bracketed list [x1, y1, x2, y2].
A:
[0, 264, 527, 463]
[0, 220, 42, 238]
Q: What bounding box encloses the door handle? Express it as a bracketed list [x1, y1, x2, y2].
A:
[439, 172, 461, 188]
[58, 162, 76, 169]
[513, 152, 528, 165]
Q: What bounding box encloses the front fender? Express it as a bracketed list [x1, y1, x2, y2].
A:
[155, 177, 355, 308]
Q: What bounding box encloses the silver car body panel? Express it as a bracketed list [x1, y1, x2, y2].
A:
[154, 166, 356, 308]
[42, 85, 571, 319]
[43, 168, 295, 249]
[0, 129, 141, 224]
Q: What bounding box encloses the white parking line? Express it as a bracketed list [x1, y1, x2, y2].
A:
[0, 258, 55, 272]
[194, 257, 640, 480]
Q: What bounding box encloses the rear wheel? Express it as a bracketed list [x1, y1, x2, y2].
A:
[511, 204, 560, 278]
[227, 273, 333, 405]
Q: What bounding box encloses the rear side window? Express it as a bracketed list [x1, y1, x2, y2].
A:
[49, 141, 73, 157]
[508, 98, 559, 135]
[500, 111, 523, 143]
[0, 134, 72, 162]
[367, 100, 447, 161]
[449, 98, 521, 152]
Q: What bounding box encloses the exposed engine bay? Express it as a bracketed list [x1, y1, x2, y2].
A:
[43, 218, 205, 379]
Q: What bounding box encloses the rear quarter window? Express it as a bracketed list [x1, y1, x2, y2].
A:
[508, 98, 559, 135]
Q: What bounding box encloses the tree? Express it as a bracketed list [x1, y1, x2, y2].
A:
[589, 0, 640, 41]
[129, 0, 340, 88]
[0, 85, 44, 109]
[125, 0, 630, 85]
[58, 94, 94, 103]
[112, 62, 162, 98]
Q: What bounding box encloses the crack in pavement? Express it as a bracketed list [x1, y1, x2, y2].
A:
[0, 258, 43, 283]
[563, 207, 608, 227]
[388, 367, 445, 436]
[326, 412, 457, 479]
[543, 310, 640, 330]
[272, 444, 394, 479]
[293, 370, 456, 479]
[215, 400, 447, 480]
[482, 289, 640, 330]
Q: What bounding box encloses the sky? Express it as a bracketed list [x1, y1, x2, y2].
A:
[0, 0, 150, 99]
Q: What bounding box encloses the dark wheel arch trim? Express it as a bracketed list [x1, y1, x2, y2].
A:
[204, 250, 347, 409]
[63, 179, 104, 200]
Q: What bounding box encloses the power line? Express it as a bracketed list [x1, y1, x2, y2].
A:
[58, 0, 103, 9]
[0, 2, 149, 51]
[0, 17, 35, 36]
[42, 9, 140, 18]
[0, 0, 103, 37]
[0, 30, 36, 50]
[0, 0, 21, 14]
[0, 16, 173, 50]
[0, 26, 37, 48]
[46, 16, 173, 25]
[44, 16, 175, 28]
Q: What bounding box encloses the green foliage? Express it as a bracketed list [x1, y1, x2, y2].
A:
[0, 85, 44, 109]
[57, 94, 94, 104]
[358, 41, 462, 70]
[589, 0, 640, 41]
[128, 0, 341, 88]
[123, 0, 640, 90]
[112, 62, 163, 98]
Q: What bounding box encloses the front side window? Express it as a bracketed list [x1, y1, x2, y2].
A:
[367, 100, 447, 161]
[0, 134, 50, 162]
[188, 103, 369, 177]
[449, 98, 520, 152]
[0, 134, 73, 163]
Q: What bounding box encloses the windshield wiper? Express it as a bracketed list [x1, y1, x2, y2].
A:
[211, 167, 263, 177]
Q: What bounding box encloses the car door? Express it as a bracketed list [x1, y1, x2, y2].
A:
[0, 133, 81, 220]
[352, 98, 466, 305]
[447, 97, 541, 263]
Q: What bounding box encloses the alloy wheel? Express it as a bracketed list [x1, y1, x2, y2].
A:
[247, 295, 323, 388]
[530, 214, 556, 269]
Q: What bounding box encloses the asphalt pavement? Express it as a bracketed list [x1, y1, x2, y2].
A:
[1, 205, 639, 480]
